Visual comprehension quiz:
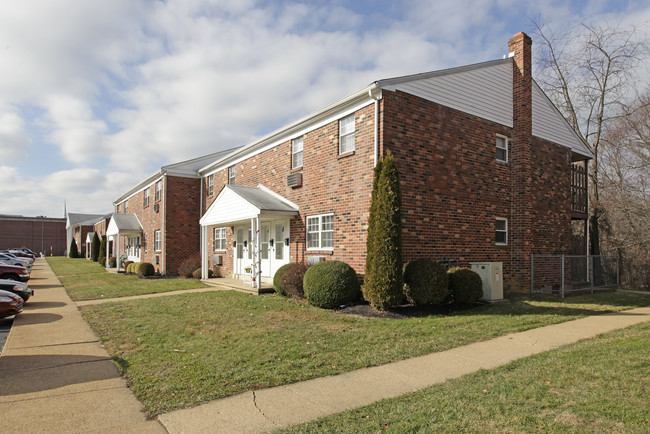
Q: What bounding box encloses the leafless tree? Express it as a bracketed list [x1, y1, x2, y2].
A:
[532, 21, 648, 259]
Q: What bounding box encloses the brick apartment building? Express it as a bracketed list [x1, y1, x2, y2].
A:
[198, 32, 592, 292]
[66, 213, 107, 257]
[109, 149, 236, 274]
[0, 214, 67, 256]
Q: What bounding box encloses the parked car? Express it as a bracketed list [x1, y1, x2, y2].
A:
[0, 253, 33, 269]
[7, 249, 35, 260]
[0, 279, 33, 302]
[0, 289, 23, 318]
[9, 248, 37, 258]
[0, 263, 30, 282]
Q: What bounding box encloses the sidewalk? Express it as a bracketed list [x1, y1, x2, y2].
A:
[0, 259, 166, 433]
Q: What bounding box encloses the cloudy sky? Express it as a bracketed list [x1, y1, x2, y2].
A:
[1, 0, 648, 218]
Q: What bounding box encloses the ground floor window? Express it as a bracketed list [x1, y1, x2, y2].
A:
[154, 230, 162, 251]
[213, 227, 226, 251]
[307, 213, 334, 249]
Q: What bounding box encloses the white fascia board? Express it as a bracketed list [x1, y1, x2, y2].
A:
[199, 85, 377, 178]
[113, 171, 165, 205]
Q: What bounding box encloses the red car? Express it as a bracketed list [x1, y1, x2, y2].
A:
[0, 263, 30, 282]
[0, 289, 23, 318]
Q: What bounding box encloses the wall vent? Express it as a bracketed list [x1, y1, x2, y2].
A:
[287, 172, 302, 188]
[213, 254, 223, 265]
[307, 256, 325, 266]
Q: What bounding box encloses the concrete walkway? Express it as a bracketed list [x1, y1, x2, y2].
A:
[2, 259, 649, 433]
[0, 259, 166, 433]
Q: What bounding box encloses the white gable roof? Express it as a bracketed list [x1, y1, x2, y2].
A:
[200, 185, 299, 227]
[377, 59, 592, 159]
[106, 214, 143, 236]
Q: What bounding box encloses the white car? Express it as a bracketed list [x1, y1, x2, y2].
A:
[0, 253, 32, 270]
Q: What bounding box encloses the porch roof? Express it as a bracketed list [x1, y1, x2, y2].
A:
[106, 214, 143, 237]
[200, 185, 299, 227]
[85, 232, 95, 243]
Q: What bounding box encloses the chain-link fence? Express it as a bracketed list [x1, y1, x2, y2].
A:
[531, 255, 619, 297]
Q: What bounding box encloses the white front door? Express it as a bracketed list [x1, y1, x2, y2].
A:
[260, 223, 271, 277]
[270, 220, 289, 277]
[234, 220, 290, 278]
[235, 227, 252, 275]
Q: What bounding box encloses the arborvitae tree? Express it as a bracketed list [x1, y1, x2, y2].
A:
[91, 232, 101, 262]
[362, 151, 403, 310]
[364, 158, 383, 292]
[98, 235, 107, 266]
[69, 238, 80, 258]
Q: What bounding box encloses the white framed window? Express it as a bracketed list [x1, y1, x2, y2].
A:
[228, 166, 236, 185]
[207, 175, 214, 196]
[143, 188, 150, 207]
[213, 227, 226, 251]
[143, 232, 148, 253]
[154, 230, 161, 252]
[495, 218, 508, 245]
[307, 213, 334, 250]
[496, 135, 508, 163]
[292, 136, 304, 169]
[116, 204, 121, 214]
[339, 114, 355, 154]
[124, 200, 128, 214]
[155, 180, 162, 201]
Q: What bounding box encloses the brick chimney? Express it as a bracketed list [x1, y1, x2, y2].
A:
[508, 32, 534, 292]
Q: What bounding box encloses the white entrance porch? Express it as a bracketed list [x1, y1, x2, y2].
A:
[106, 214, 144, 272]
[200, 184, 299, 292]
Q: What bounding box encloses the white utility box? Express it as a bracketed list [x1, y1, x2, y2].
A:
[469, 262, 504, 301]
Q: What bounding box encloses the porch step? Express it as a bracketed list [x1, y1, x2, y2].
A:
[201, 277, 274, 296]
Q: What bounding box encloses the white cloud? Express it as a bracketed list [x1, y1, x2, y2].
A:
[0, 105, 31, 161]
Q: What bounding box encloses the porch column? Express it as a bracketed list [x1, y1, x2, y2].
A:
[256, 216, 261, 292]
[116, 235, 121, 272]
[201, 225, 208, 280]
[105, 236, 110, 268]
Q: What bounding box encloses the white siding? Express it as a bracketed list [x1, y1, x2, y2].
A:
[200, 188, 260, 226]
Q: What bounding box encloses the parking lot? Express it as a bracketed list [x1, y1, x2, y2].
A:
[0, 318, 12, 353]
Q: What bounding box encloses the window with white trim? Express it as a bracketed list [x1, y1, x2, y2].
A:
[207, 175, 214, 196]
[292, 136, 304, 169]
[143, 232, 148, 253]
[116, 204, 120, 214]
[213, 227, 226, 251]
[495, 218, 508, 245]
[496, 135, 508, 163]
[143, 188, 150, 207]
[307, 214, 334, 249]
[124, 200, 128, 214]
[154, 230, 161, 252]
[155, 180, 162, 201]
[228, 166, 236, 185]
[339, 114, 355, 154]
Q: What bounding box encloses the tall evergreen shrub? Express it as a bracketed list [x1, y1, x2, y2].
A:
[69, 239, 79, 258]
[98, 235, 107, 266]
[362, 151, 404, 310]
[91, 232, 101, 262]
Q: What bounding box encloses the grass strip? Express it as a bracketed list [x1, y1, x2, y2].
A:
[281, 322, 650, 433]
[79, 289, 650, 417]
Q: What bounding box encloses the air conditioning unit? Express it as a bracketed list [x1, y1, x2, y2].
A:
[213, 254, 223, 265]
[307, 256, 326, 266]
[153, 203, 160, 212]
[287, 172, 302, 188]
[469, 262, 504, 301]
[153, 255, 160, 265]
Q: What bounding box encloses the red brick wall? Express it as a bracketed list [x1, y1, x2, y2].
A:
[164, 176, 201, 275]
[0, 217, 66, 255]
[203, 104, 376, 276]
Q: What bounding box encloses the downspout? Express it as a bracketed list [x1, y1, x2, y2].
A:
[368, 86, 383, 167]
[200, 176, 205, 279]
[162, 175, 167, 275]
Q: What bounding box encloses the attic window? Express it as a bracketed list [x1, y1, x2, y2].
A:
[496, 135, 508, 163]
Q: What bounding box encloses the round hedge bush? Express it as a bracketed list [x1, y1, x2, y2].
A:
[403, 258, 448, 305]
[123, 261, 134, 273]
[447, 267, 483, 305]
[303, 260, 360, 309]
[135, 262, 155, 277]
[273, 263, 294, 296]
[192, 268, 214, 279]
[281, 263, 308, 299]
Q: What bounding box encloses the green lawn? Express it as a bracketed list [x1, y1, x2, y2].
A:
[282, 322, 650, 433]
[47, 257, 208, 301]
[79, 289, 650, 417]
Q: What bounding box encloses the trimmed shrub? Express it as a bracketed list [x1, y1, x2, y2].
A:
[363, 152, 404, 310]
[192, 268, 214, 279]
[281, 263, 308, 299]
[108, 256, 116, 268]
[403, 258, 448, 305]
[69, 239, 79, 258]
[91, 232, 101, 262]
[135, 262, 155, 277]
[304, 261, 360, 309]
[447, 267, 483, 305]
[98, 235, 106, 266]
[273, 263, 293, 296]
[124, 261, 134, 273]
[178, 254, 201, 278]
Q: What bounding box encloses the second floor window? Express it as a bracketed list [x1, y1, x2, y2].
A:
[496, 135, 508, 163]
[339, 114, 355, 154]
[124, 200, 128, 214]
[207, 175, 214, 196]
[228, 166, 236, 185]
[292, 136, 304, 169]
[144, 189, 150, 207]
[155, 180, 162, 201]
